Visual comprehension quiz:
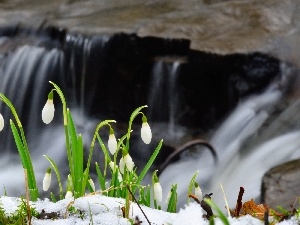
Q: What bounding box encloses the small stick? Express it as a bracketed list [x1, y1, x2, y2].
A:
[158, 139, 218, 175]
[189, 194, 201, 205]
[234, 187, 244, 217]
[264, 204, 269, 225]
[24, 169, 32, 225]
[126, 184, 151, 225]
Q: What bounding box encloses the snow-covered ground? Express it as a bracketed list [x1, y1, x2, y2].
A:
[0, 195, 298, 225]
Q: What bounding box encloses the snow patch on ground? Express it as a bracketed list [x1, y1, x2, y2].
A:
[0, 195, 299, 224]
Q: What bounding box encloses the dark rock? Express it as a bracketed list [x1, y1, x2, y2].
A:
[261, 159, 300, 209]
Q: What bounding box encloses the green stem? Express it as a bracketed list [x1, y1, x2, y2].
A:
[125, 105, 148, 151]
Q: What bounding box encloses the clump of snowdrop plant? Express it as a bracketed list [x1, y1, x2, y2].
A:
[0, 81, 182, 220]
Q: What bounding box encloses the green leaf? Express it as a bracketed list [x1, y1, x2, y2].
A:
[134, 139, 163, 194]
[95, 162, 106, 195]
[167, 184, 178, 213]
[205, 199, 230, 225]
[10, 120, 38, 200]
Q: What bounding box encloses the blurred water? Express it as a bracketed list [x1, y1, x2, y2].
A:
[159, 65, 300, 208]
[148, 59, 182, 137]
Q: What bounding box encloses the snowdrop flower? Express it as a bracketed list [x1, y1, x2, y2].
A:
[65, 191, 73, 199]
[194, 182, 202, 200]
[88, 178, 95, 192]
[152, 171, 162, 203]
[141, 115, 152, 144]
[109, 161, 122, 181]
[108, 128, 118, 155]
[165, 189, 172, 205]
[43, 167, 51, 191]
[42, 91, 55, 124]
[0, 113, 4, 131]
[119, 151, 134, 173]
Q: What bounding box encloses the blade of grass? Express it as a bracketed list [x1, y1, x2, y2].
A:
[133, 139, 163, 194]
[10, 120, 38, 200]
[205, 199, 230, 225]
[167, 184, 178, 213]
[95, 162, 106, 195]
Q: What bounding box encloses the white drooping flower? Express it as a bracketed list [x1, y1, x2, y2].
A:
[65, 191, 73, 199]
[0, 113, 4, 131]
[165, 189, 172, 205]
[108, 133, 118, 155]
[109, 161, 123, 181]
[194, 182, 202, 200]
[88, 178, 96, 192]
[43, 168, 51, 191]
[152, 170, 162, 203]
[153, 182, 163, 203]
[42, 99, 55, 124]
[141, 117, 152, 144]
[119, 153, 134, 173]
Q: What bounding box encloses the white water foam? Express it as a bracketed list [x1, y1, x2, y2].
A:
[159, 78, 300, 208]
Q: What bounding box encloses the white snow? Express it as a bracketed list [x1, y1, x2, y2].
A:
[0, 195, 298, 225]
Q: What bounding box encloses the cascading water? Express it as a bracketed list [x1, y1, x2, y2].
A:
[159, 64, 300, 208]
[148, 59, 182, 136]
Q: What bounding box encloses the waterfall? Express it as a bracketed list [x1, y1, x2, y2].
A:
[159, 65, 300, 208]
[148, 59, 182, 136]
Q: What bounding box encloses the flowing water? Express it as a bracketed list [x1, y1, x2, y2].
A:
[159, 64, 300, 208]
[148, 59, 181, 136]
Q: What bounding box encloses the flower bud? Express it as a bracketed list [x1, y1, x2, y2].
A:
[152, 170, 162, 203]
[88, 178, 95, 192]
[119, 152, 134, 173]
[65, 191, 73, 199]
[42, 99, 55, 124]
[43, 167, 51, 191]
[154, 182, 163, 203]
[141, 116, 152, 144]
[194, 182, 202, 200]
[108, 129, 117, 155]
[109, 161, 123, 181]
[0, 113, 4, 131]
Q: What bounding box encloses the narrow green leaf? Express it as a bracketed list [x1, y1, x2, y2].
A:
[95, 163, 106, 195]
[205, 199, 230, 225]
[167, 184, 177, 213]
[10, 120, 38, 200]
[134, 139, 163, 193]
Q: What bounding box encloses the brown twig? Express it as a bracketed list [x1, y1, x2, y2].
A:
[126, 184, 151, 225]
[189, 194, 201, 205]
[235, 187, 244, 217]
[158, 139, 218, 175]
[264, 204, 269, 225]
